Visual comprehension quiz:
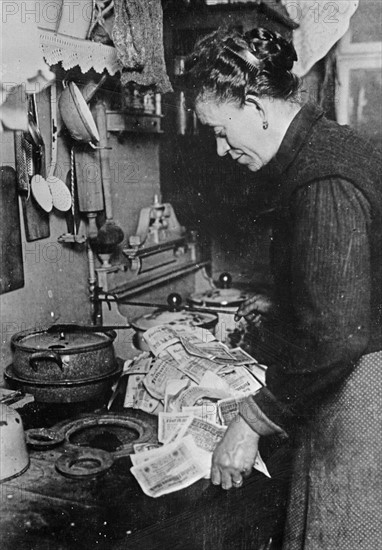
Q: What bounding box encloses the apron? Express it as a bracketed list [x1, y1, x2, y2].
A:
[282, 350, 382, 550]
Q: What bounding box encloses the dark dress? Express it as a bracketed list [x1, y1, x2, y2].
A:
[238, 103, 382, 549]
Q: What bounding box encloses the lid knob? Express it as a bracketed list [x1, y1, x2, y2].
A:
[167, 293, 183, 312]
[219, 272, 232, 289]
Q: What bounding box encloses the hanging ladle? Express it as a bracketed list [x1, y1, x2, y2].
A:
[46, 82, 72, 212]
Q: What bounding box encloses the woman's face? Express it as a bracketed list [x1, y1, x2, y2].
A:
[195, 98, 278, 172]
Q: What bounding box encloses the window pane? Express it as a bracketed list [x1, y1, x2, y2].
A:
[348, 68, 382, 148]
[350, 1, 382, 43]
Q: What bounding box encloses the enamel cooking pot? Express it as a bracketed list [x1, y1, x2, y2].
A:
[11, 327, 117, 382]
[4, 366, 121, 404]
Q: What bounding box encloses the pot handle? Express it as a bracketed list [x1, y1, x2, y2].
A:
[29, 351, 63, 372]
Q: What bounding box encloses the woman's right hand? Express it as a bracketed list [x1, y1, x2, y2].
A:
[211, 415, 260, 490]
[234, 294, 273, 325]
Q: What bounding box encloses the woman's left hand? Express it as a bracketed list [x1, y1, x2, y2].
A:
[211, 415, 260, 490]
[234, 294, 273, 326]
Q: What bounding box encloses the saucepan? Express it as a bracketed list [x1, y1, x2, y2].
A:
[10, 326, 117, 382]
[6, 326, 122, 403]
[4, 325, 123, 403]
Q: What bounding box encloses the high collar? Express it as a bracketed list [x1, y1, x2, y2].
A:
[264, 102, 325, 180]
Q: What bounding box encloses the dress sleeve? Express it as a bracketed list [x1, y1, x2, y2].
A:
[239, 178, 372, 435]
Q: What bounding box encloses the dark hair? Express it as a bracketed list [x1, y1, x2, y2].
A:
[183, 27, 300, 107]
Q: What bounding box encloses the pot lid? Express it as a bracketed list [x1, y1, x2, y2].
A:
[189, 288, 248, 307]
[131, 309, 217, 332]
[12, 328, 115, 352]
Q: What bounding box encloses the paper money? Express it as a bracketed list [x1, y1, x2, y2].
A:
[179, 336, 212, 359]
[179, 338, 239, 364]
[199, 371, 232, 395]
[254, 453, 271, 478]
[198, 341, 236, 362]
[176, 355, 227, 383]
[169, 324, 216, 344]
[133, 442, 162, 454]
[126, 323, 273, 496]
[131, 442, 171, 466]
[217, 395, 249, 425]
[226, 347, 258, 365]
[143, 353, 184, 400]
[218, 367, 263, 396]
[142, 325, 179, 356]
[172, 384, 229, 412]
[123, 359, 133, 373]
[167, 341, 189, 363]
[170, 416, 227, 453]
[245, 364, 267, 386]
[124, 374, 145, 408]
[131, 434, 211, 474]
[158, 412, 194, 443]
[130, 436, 209, 497]
[123, 352, 153, 375]
[167, 341, 224, 383]
[182, 404, 219, 425]
[164, 378, 195, 412]
[133, 382, 162, 414]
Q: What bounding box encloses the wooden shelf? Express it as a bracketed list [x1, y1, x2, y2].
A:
[106, 111, 163, 134]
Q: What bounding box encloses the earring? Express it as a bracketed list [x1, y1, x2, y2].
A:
[262, 120, 269, 130]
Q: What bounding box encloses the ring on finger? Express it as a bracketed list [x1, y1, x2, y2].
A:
[232, 478, 243, 488]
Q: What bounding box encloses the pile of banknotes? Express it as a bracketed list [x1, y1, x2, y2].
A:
[122, 323, 270, 497]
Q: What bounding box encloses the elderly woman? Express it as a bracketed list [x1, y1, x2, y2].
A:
[184, 27, 382, 550]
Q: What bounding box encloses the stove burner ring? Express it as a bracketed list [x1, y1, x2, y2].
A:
[25, 413, 156, 479]
[55, 447, 114, 479]
[60, 414, 155, 459]
[26, 428, 65, 449]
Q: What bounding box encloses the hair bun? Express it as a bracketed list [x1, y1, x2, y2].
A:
[245, 28, 297, 72]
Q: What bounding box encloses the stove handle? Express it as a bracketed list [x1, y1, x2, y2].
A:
[30, 351, 63, 372]
[219, 272, 232, 289]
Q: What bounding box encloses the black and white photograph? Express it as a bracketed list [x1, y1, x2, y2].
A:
[0, 1, 381, 549]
